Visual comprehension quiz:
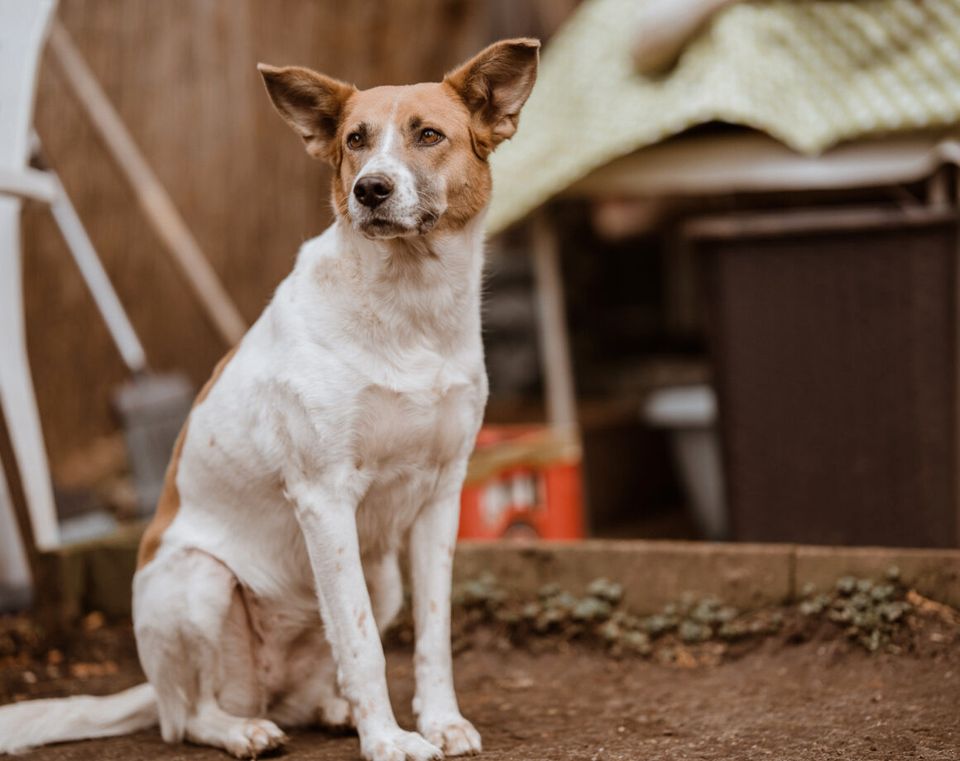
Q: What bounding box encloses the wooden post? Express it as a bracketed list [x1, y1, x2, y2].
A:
[953, 167, 960, 549]
[929, 166, 949, 209]
[664, 227, 700, 335]
[47, 22, 247, 347]
[530, 210, 578, 430]
[950, 168, 960, 549]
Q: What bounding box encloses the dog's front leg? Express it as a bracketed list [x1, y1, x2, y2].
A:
[409, 468, 483, 757]
[291, 484, 442, 761]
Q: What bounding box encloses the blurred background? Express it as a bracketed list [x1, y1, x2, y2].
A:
[3, 0, 960, 612]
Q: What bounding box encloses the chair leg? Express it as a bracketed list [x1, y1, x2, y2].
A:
[0, 198, 59, 549]
[0, 400, 38, 603]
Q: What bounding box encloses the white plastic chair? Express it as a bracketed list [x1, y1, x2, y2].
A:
[0, 0, 61, 553]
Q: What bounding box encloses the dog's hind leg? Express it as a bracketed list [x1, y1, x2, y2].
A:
[134, 548, 287, 758]
[366, 551, 404, 634]
[267, 552, 401, 732]
[267, 630, 353, 730]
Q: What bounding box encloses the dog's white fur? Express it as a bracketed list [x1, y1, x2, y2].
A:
[0, 39, 538, 761]
[137, 213, 487, 761]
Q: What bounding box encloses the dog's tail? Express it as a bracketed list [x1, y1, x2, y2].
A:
[0, 682, 157, 754]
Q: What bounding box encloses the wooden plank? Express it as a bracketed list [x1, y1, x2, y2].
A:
[684, 205, 957, 240]
[47, 21, 247, 348]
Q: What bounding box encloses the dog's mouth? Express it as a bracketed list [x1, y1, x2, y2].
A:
[356, 210, 440, 239]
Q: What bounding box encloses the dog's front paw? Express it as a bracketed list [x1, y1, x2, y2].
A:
[361, 726, 442, 761]
[419, 713, 482, 757]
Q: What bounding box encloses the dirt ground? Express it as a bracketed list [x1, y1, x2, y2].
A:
[2, 610, 958, 761]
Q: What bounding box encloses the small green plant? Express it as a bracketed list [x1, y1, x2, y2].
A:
[450, 565, 922, 658]
[452, 574, 777, 657]
[797, 567, 912, 652]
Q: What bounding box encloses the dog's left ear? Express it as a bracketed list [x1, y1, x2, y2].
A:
[258, 63, 356, 162]
[444, 38, 540, 157]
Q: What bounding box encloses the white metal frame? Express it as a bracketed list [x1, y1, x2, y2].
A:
[0, 0, 61, 551]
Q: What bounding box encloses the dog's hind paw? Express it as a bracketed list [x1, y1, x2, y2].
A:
[318, 694, 354, 730]
[226, 718, 287, 758]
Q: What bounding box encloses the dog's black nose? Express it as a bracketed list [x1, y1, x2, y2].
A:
[354, 175, 394, 208]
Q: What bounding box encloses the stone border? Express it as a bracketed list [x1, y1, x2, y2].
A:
[793, 544, 960, 608]
[454, 540, 960, 612]
[33, 536, 960, 627]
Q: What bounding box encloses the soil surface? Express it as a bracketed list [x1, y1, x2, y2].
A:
[2, 609, 958, 761]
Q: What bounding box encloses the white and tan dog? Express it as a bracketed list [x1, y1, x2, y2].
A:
[0, 38, 539, 761]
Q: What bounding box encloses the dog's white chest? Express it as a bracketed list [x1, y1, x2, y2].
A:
[355, 372, 478, 467]
[350, 367, 483, 555]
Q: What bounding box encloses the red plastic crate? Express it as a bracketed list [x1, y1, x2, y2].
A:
[458, 425, 584, 540]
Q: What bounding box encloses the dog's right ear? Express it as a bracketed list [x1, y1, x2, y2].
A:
[257, 64, 355, 162]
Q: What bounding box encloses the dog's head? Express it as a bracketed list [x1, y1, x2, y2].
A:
[259, 39, 539, 239]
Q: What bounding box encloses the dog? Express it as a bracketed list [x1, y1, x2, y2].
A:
[0, 38, 539, 761]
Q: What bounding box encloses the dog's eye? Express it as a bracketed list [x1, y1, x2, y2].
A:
[419, 128, 444, 146]
[346, 132, 364, 150]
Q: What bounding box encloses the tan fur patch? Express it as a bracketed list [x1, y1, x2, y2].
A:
[260, 39, 538, 240]
[137, 346, 239, 568]
[330, 82, 492, 232]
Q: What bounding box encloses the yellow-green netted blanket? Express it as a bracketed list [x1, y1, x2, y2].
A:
[488, 0, 960, 233]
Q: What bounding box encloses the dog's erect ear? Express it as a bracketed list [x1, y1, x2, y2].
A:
[444, 38, 540, 157]
[257, 64, 355, 162]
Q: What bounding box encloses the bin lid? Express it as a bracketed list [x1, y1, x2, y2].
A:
[643, 384, 716, 428]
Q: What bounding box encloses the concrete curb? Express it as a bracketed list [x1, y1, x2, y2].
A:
[32, 535, 960, 626]
[454, 540, 960, 612]
[793, 544, 960, 608]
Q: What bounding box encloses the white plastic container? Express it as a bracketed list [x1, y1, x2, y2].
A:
[643, 384, 727, 540]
